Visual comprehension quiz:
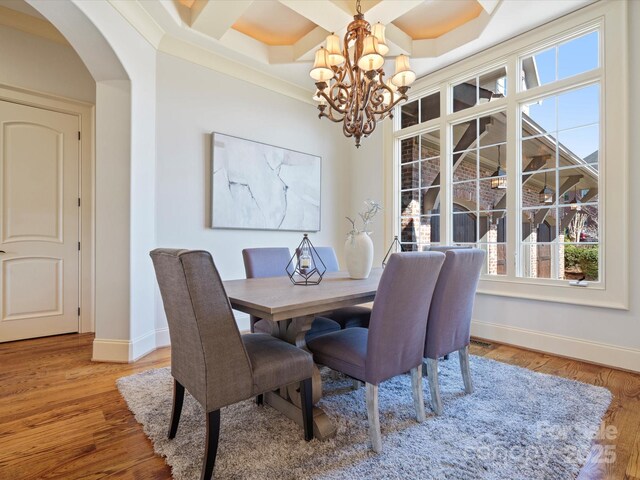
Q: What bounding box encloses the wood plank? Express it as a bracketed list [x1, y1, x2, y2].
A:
[627, 424, 640, 479]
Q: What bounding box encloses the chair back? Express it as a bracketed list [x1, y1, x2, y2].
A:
[428, 245, 472, 252]
[310, 246, 340, 272]
[151, 249, 253, 411]
[424, 248, 485, 359]
[365, 252, 445, 385]
[242, 247, 291, 278]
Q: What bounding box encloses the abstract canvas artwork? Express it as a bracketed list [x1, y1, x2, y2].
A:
[211, 133, 321, 231]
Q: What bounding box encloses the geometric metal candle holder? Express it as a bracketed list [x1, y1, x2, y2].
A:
[286, 234, 326, 285]
[382, 235, 401, 268]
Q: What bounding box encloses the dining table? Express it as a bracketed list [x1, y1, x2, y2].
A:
[223, 268, 383, 440]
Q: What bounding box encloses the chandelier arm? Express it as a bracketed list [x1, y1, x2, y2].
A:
[317, 89, 349, 115]
[362, 108, 377, 136]
[342, 121, 354, 138]
[371, 91, 409, 116]
[319, 108, 346, 123]
[343, 32, 357, 88]
[330, 81, 352, 111]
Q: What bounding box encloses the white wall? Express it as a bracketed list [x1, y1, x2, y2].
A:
[29, 0, 158, 362]
[155, 52, 352, 331]
[0, 24, 95, 102]
[71, 0, 158, 360]
[347, 4, 640, 371]
[349, 128, 387, 264]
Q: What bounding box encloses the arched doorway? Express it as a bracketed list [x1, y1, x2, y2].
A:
[26, 0, 158, 362]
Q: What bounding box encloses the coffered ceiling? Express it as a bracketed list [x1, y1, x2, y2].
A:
[162, 0, 497, 64]
[1, 0, 595, 102]
[134, 0, 593, 94]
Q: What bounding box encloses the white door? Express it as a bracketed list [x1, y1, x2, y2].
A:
[0, 101, 80, 342]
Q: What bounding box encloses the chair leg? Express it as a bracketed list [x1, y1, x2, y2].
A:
[255, 394, 264, 406]
[365, 383, 382, 453]
[410, 365, 426, 422]
[201, 410, 220, 480]
[426, 358, 443, 416]
[459, 345, 474, 394]
[351, 378, 363, 390]
[300, 378, 314, 441]
[168, 379, 185, 439]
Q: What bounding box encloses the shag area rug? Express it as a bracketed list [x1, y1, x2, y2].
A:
[117, 355, 611, 479]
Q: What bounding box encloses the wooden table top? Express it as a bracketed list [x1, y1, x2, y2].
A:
[223, 268, 382, 321]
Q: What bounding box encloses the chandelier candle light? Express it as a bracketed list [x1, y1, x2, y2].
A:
[310, 0, 416, 147]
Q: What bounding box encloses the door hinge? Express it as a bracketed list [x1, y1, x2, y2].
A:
[78, 307, 81, 316]
[78, 131, 81, 141]
[78, 241, 81, 251]
[78, 197, 81, 207]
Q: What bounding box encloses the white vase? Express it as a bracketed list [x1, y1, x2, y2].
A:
[344, 232, 374, 279]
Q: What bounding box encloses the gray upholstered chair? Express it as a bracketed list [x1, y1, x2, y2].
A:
[423, 248, 485, 415]
[428, 245, 472, 252]
[309, 246, 372, 329]
[242, 247, 340, 341]
[308, 252, 445, 452]
[425, 245, 473, 360]
[150, 249, 314, 479]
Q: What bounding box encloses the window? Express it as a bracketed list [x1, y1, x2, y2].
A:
[451, 110, 508, 275]
[391, 1, 627, 308]
[400, 129, 441, 251]
[401, 91, 440, 128]
[519, 84, 600, 281]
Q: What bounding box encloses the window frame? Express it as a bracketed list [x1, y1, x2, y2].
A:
[388, 0, 628, 309]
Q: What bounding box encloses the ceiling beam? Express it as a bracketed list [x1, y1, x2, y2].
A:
[278, 0, 351, 33]
[364, 0, 422, 24]
[385, 23, 413, 55]
[413, 10, 492, 58]
[190, 0, 253, 40]
[477, 0, 501, 15]
[292, 25, 330, 61]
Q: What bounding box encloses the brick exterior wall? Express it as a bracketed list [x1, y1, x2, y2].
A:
[399, 133, 594, 278]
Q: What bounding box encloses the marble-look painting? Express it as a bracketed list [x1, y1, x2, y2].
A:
[212, 133, 321, 231]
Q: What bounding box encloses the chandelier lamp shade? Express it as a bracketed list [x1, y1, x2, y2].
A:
[309, 0, 416, 147]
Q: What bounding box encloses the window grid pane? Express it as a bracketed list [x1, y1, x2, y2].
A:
[518, 82, 600, 281]
[394, 26, 602, 285]
[450, 111, 508, 276]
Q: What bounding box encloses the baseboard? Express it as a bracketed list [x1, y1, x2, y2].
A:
[93, 329, 165, 363]
[92, 338, 131, 363]
[155, 327, 170, 348]
[130, 329, 157, 361]
[471, 319, 640, 372]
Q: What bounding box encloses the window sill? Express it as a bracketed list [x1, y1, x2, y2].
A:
[477, 276, 628, 310]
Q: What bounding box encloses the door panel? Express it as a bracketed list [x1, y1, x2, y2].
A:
[3, 257, 62, 320]
[3, 123, 62, 242]
[0, 101, 79, 342]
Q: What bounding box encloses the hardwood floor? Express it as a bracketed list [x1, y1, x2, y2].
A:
[1, 333, 638, 479]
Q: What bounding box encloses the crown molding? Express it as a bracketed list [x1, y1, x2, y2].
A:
[0, 5, 68, 45]
[107, 0, 313, 105]
[108, 0, 164, 48]
[158, 35, 313, 105]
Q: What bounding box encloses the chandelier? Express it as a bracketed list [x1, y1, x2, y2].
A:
[309, 0, 416, 147]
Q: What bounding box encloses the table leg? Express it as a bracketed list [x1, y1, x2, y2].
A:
[264, 315, 337, 440]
